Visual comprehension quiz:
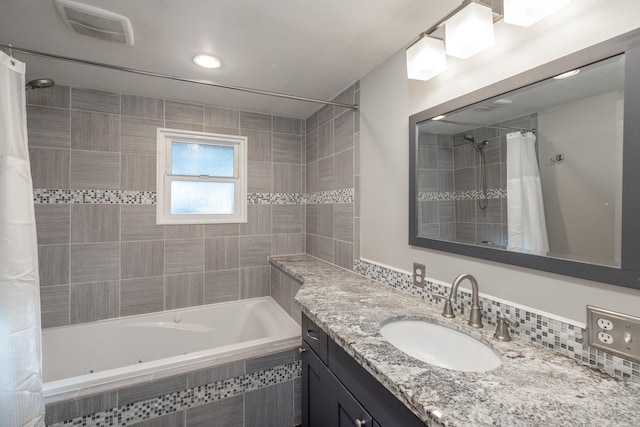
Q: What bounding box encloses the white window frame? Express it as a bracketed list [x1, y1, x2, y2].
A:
[156, 128, 247, 224]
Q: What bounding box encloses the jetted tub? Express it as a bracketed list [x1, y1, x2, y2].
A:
[42, 296, 301, 404]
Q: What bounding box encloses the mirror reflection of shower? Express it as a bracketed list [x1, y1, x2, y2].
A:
[25, 78, 54, 90]
[463, 134, 488, 210]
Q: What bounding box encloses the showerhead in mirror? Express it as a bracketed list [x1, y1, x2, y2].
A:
[25, 79, 55, 90]
[463, 134, 488, 151]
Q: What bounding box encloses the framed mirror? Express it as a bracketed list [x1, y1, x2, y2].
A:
[409, 28, 640, 290]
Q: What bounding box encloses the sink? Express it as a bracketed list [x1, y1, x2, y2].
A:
[380, 320, 501, 372]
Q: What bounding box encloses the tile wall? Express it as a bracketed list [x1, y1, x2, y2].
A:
[304, 83, 360, 270]
[28, 85, 306, 328]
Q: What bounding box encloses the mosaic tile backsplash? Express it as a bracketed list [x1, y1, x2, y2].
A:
[354, 258, 640, 384]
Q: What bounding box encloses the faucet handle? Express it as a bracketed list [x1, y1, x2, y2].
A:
[494, 314, 519, 341]
[432, 293, 449, 301]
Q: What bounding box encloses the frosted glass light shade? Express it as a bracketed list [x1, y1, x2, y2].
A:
[406, 36, 447, 81]
[445, 2, 494, 59]
[504, 0, 570, 27]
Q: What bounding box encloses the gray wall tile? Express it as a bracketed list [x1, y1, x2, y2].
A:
[71, 110, 120, 152]
[203, 223, 239, 238]
[204, 269, 240, 304]
[318, 121, 333, 159]
[273, 133, 302, 164]
[45, 391, 117, 425]
[121, 154, 156, 191]
[240, 111, 272, 131]
[318, 105, 333, 126]
[121, 205, 165, 241]
[204, 106, 239, 128]
[165, 101, 203, 124]
[120, 276, 165, 316]
[26, 84, 69, 108]
[245, 381, 293, 427]
[318, 156, 333, 191]
[306, 160, 318, 194]
[70, 281, 119, 323]
[316, 236, 334, 264]
[273, 164, 301, 193]
[165, 121, 203, 132]
[70, 242, 120, 283]
[334, 110, 354, 153]
[318, 204, 333, 238]
[335, 240, 354, 270]
[186, 394, 243, 427]
[306, 111, 318, 133]
[334, 204, 353, 242]
[243, 130, 271, 162]
[129, 412, 185, 427]
[240, 205, 271, 236]
[248, 161, 272, 193]
[122, 95, 164, 120]
[454, 167, 476, 192]
[240, 266, 270, 298]
[70, 204, 120, 243]
[204, 237, 239, 271]
[246, 350, 293, 373]
[119, 376, 188, 406]
[273, 116, 302, 134]
[165, 273, 203, 309]
[187, 361, 244, 388]
[38, 244, 69, 286]
[305, 205, 318, 234]
[27, 106, 70, 149]
[71, 88, 120, 114]
[70, 150, 120, 190]
[121, 116, 163, 155]
[239, 235, 271, 268]
[165, 225, 203, 240]
[272, 234, 303, 255]
[35, 204, 70, 245]
[165, 239, 204, 275]
[121, 240, 164, 279]
[29, 147, 69, 188]
[306, 129, 318, 164]
[204, 125, 240, 135]
[40, 285, 69, 328]
[272, 205, 302, 234]
[334, 148, 353, 189]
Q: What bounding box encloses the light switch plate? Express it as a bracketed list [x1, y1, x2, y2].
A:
[587, 305, 640, 363]
[413, 263, 425, 288]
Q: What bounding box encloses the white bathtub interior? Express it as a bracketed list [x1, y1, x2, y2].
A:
[42, 296, 301, 404]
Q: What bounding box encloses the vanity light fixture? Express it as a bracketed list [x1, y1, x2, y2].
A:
[504, 0, 571, 27]
[553, 69, 580, 79]
[406, 35, 447, 81]
[193, 54, 222, 69]
[445, 2, 494, 59]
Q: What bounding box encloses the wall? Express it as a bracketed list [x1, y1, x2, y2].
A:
[359, 0, 640, 323]
[304, 85, 359, 271]
[28, 85, 305, 328]
[538, 91, 623, 266]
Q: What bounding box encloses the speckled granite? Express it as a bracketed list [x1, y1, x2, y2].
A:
[270, 254, 640, 427]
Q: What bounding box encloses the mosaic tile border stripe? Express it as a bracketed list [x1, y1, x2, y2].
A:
[49, 360, 302, 427]
[417, 188, 506, 202]
[305, 188, 354, 204]
[354, 258, 640, 384]
[33, 189, 354, 205]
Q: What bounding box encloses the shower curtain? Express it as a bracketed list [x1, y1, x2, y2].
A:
[0, 51, 45, 426]
[506, 131, 549, 255]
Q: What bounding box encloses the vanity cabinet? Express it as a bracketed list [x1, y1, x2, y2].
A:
[301, 314, 426, 427]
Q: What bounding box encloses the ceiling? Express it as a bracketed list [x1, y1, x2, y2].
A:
[0, 0, 457, 118]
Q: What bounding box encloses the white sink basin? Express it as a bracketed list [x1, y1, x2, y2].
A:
[380, 320, 501, 372]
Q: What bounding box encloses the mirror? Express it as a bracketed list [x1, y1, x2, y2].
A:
[409, 28, 640, 290]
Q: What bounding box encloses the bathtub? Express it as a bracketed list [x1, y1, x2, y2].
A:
[42, 296, 301, 404]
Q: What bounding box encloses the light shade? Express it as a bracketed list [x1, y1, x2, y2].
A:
[445, 2, 494, 59]
[406, 36, 447, 81]
[504, 0, 570, 27]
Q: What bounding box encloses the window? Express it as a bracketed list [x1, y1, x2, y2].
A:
[156, 128, 247, 224]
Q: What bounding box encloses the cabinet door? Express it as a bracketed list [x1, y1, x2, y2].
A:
[335, 381, 374, 427]
[302, 342, 333, 427]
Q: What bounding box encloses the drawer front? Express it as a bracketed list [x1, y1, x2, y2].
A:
[302, 313, 328, 363]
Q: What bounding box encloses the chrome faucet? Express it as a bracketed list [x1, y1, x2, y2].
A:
[440, 273, 483, 328]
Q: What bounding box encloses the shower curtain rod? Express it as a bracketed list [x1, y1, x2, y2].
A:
[0, 44, 359, 110]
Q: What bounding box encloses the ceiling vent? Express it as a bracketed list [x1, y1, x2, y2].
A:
[54, 0, 134, 45]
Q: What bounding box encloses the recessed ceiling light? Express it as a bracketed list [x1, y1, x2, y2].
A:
[193, 54, 221, 69]
[493, 99, 513, 105]
[553, 69, 580, 79]
[432, 115, 446, 121]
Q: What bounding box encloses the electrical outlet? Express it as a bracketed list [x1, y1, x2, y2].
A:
[587, 306, 640, 363]
[413, 263, 425, 288]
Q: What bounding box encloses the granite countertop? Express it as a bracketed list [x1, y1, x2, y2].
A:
[270, 254, 640, 427]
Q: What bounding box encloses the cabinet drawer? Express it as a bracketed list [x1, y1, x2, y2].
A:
[302, 313, 328, 363]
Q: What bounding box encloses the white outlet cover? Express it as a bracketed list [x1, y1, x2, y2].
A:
[597, 331, 614, 344]
[597, 318, 614, 330]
